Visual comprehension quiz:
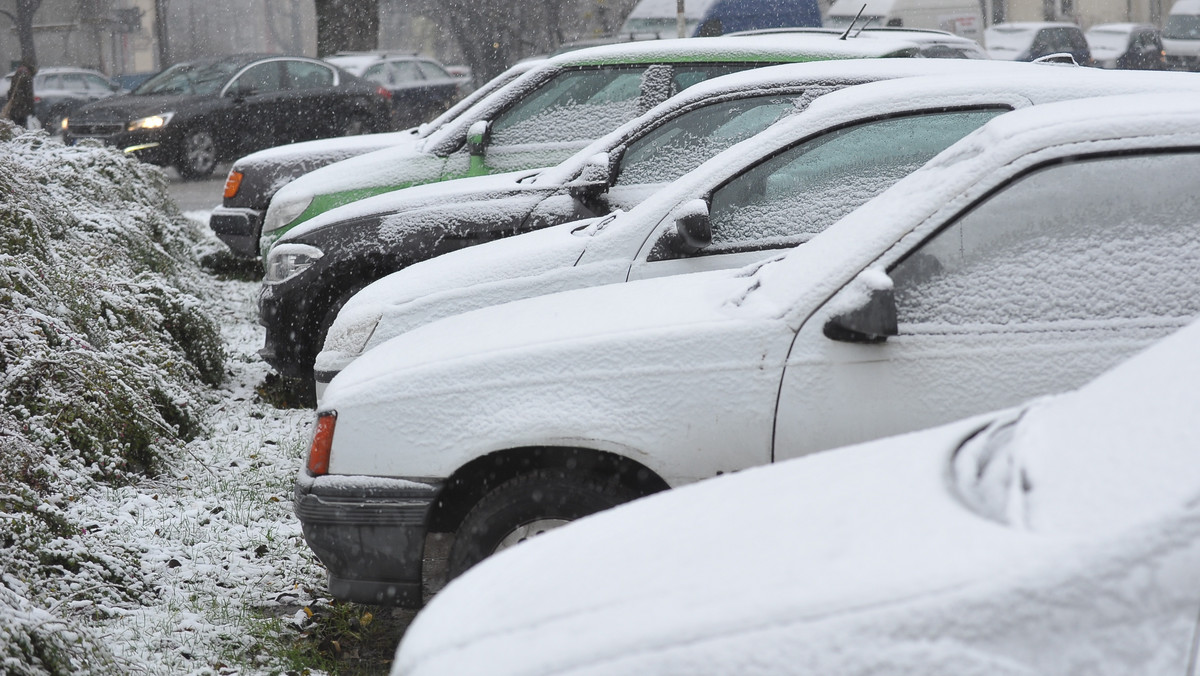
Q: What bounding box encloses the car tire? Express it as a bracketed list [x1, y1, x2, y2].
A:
[448, 469, 640, 579]
[176, 128, 217, 179]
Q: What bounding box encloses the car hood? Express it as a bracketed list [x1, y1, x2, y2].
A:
[233, 128, 422, 173]
[323, 264, 768, 405]
[270, 137, 449, 210]
[394, 416, 1071, 675]
[71, 93, 208, 122]
[317, 217, 610, 368]
[283, 168, 546, 241]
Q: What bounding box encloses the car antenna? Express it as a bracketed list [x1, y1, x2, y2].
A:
[853, 16, 877, 37]
[840, 5, 867, 39]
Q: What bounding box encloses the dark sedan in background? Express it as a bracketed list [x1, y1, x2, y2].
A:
[64, 54, 392, 178]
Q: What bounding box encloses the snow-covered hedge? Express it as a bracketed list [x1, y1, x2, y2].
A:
[0, 121, 224, 674]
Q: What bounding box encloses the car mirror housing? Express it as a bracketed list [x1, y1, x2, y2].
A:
[567, 152, 613, 199]
[823, 285, 898, 344]
[467, 119, 491, 157]
[673, 198, 712, 254]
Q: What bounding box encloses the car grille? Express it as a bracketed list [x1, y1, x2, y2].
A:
[70, 122, 123, 137]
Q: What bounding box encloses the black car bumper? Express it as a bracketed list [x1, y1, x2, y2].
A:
[259, 279, 324, 378]
[66, 127, 175, 165]
[294, 468, 442, 607]
[210, 206, 265, 259]
[1166, 54, 1200, 71]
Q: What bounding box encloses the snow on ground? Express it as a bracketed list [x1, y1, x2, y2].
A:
[0, 124, 403, 675]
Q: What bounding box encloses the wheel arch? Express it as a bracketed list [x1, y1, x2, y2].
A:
[427, 445, 671, 534]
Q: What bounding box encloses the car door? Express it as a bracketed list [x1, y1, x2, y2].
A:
[281, 60, 341, 142]
[626, 107, 1010, 281]
[225, 60, 289, 154]
[774, 149, 1200, 460]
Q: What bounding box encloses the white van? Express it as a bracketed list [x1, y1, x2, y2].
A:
[825, 0, 983, 38]
[1163, 0, 1200, 70]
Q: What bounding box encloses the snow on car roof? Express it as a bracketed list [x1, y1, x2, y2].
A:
[543, 32, 922, 66]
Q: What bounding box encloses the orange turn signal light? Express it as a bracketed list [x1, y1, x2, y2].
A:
[308, 411, 337, 476]
[223, 170, 244, 199]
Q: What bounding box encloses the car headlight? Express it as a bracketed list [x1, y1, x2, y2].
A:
[262, 194, 314, 237]
[264, 243, 324, 283]
[323, 309, 382, 356]
[127, 112, 174, 131]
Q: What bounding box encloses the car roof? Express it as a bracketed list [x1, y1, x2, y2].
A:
[729, 26, 980, 45]
[544, 33, 922, 66]
[987, 21, 1082, 32]
[1087, 22, 1156, 32]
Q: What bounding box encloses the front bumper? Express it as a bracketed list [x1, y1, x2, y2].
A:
[66, 127, 174, 165]
[210, 206, 265, 259]
[258, 279, 324, 378]
[294, 469, 443, 607]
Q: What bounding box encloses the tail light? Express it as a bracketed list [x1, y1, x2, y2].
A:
[307, 411, 337, 476]
[376, 86, 392, 101]
[223, 170, 244, 199]
[33, 96, 41, 103]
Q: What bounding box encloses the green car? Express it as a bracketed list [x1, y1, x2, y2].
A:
[258, 33, 922, 258]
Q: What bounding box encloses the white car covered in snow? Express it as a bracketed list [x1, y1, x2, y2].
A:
[392, 311, 1200, 676]
[315, 63, 1200, 397]
[296, 91, 1200, 607]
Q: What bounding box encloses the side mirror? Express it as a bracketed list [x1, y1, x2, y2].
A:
[823, 281, 898, 344]
[568, 152, 612, 200]
[673, 198, 712, 254]
[467, 119, 491, 157]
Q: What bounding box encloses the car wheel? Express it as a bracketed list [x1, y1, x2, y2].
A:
[448, 469, 640, 579]
[176, 128, 217, 179]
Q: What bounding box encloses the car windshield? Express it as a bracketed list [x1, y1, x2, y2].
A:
[133, 59, 245, 95]
[1164, 14, 1200, 39]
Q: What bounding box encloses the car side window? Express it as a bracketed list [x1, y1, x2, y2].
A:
[671, 64, 756, 91]
[83, 74, 115, 93]
[889, 152, 1200, 329]
[654, 109, 1005, 259]
[490, 66, 649, 145]
[61, 74, 87, 92]
[614, 94, 800, 187]
[392, 61, 424, 83]
[233, 62, 285, 95]
[417, 61, 451, 80]
[285, 61, 334, 90]
[363, 63, 391, 85]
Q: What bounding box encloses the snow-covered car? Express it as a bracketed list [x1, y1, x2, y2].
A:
[258, 33, 926, 258]
[262, 57, 1047, 382]
[984, 22, 1093, 64]
[209, 60, 540, 259]
[731, 26, 990, 59]
[1086, 23, 1166, 69]
[314, 63, 1200, 397]
[392, 313, 1200, 676]
[296, 90, 1200, 607]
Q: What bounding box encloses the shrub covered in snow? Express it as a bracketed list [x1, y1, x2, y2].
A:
[0, 121, 224, 674]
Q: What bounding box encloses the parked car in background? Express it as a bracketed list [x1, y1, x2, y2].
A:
[264, 58, 1039, 383]
[112, 71, 157, 91]
[984, 22, 1092, 64]
[324, 52, 465, 128]
[1163, 0, 1200, 69]
[258, 34, 925, 258]
[394, 311, 1200, 676]
[616, 0, 821, 37]
[1086, 23, 1165, 68]
[209, 60, 541, 259]
[64, 54, 392, 178]
[314, 63, 1200, 397]
[824, 0, 984, 40]
[1, 66, 124, 131]
[295, 78, 1200, 606]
